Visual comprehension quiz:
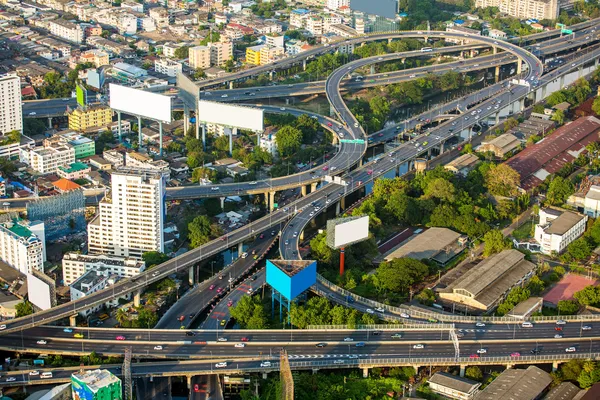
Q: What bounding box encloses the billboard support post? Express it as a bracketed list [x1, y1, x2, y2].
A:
[340, 247, 345, 276]
[159, 121, 163, 156]
[137, 116, 142, 150]
[117, 111, 122, 143]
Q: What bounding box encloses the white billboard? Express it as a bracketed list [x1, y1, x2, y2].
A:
[197, 101, 264, 132]
[109, 84, 172, 123]
[27, 273, 52, 310]
[327, 215, 369, 249]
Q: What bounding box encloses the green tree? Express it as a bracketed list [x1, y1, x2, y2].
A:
[593, 97, 600, 115]
[230, 295, 268, 329]
[565, 237, 592, 261]
[485, 164, 520, 197]
[526, 275, 545, 295]
[465, 366, 483, 381]
[415, 288, 436, 306]
[551, 109, 565, 125]
[188, 215, 216, 248]
[575, 285, 600, 306]
[142, 251, 169, 268]
[376, 258, 429, 293]
[497, 287, 530, 316]
[483, 229, 512, 257]
[424, 177, 456, 203]
[174, 45, 191, 59]
[16, 301, 34, 317]
[296, 114, 320, 143]
[557, 300, 580, 315]
[546, 176, 574, 206]
[275, 125, 303, 157]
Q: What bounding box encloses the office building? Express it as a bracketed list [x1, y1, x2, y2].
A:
[49, 20, 84, 44]
[154, 58, 182, 77]
[0, 218, 46, 275]
[88, 168, 166, 258]
[0, 73, 23, 135]
[62, 252, 145, 286]
[474, 0, 559, 20]
[71, 369, 122, 400]
[439, 250, 536, 312]
[68, 105, 113, 132]
[69, 267, 126, 316]
[209, 41, 233, 66]
[189, 45, 211, 69]
[20, 141, 76, 174]
[534, 207, 587, 255]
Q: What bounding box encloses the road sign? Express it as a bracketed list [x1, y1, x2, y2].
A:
[340, 139, 366, 144]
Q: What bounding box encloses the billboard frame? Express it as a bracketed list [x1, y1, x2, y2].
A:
[109, 84, 172, 124]
[326, 215, 369, 249]
[196, 100, 265, 132]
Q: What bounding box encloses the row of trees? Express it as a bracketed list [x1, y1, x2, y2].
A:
[229, 295, 269, 329]
[289, 296, 378, 328]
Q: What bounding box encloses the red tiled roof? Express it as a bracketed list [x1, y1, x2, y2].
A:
[505, 116, 600, 190]
[21, 86, 35, 97]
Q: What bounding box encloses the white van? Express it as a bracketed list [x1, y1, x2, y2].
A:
[41, 372, 53, 379]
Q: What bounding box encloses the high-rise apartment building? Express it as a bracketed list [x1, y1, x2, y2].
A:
[0, 73, 23, 135]
[189, 45, 211, 69]
[20, 141, 76, 174]
[68, 105, 113, 132]
[49, 20, 84, 44]
[0, 218, 46, 275]
[208, 41, 233, 66]
[475, 0, 559, 20]
[88, 168, 165, 259]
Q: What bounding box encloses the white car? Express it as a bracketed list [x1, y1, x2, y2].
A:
[235, 343, 246, 348]
[366, 309, 374, 314]
[247, 287, 254, 294]
[556, 320, 567, 325]
[36, 340, 47, 345]
[310, 212, 315, 217]
[354, 122, 359, 128]
[211, 187, 219, 191]
[5, 377, 16, 382]
[333, 360, 345, 364]
[241, 252, 248, 258]
[554, 334, 563, 339]
[477, 348, 487, 354]
[280, 107, 286, 111]
[343, 337, 354, 342]
[29, 371, 39, 376]
[565, 347, 576, 353]
[582, 325, 592, 331]
[217, 337, 228, 342]
[260, 361, 271, 367]
[293, 232, 298, 238]
[475, 322, 486, 328]
[215, 362, 228, 368]
[375, 307, 385, 313]
[413, 344, 424, 349]
[338, 132, 344, 138]
[400, 313, 410, 319]
[378, 57, 383, 61]
[29, 112, 36, 115]
[221, 94, 228, 98]
[154, 345, 163, 350]
[522, 322, 533, 328]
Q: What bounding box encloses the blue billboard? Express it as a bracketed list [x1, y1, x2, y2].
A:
[266, 260, 317, 300]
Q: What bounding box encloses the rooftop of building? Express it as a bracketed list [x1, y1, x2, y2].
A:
[64, 252, 144, 268]
[268, 259, 314, 277]
[52, 178, 82, 192]
[59, 162, 90, 174]
[505, 116, 600, 191]
[443, 250, 536, 308]
[72, 369, 120, 393]
[475, 366, 551, 400]
[445, 153, 479, 171]
[428, 372, 480, 394]
[481, 133, 521, 151]
[507, 296, 543, 317]
[384, 228, 464, 264]
[71, 267, 117, 292]
[543, 382, 582, 400]
[539, 207, 586, 235]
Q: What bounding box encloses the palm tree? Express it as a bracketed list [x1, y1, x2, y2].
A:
[115, 309, 128, 325]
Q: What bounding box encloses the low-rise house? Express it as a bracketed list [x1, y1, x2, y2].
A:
[534, 207, 587, 255]
[428, 372, 481, 400]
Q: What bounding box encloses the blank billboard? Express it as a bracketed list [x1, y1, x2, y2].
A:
[327, 215, 369, 249]
[27, 273, 52, 310]
[351, 0, 398, 19]
[109, 84, 172, 123]
[197, 101, 264, 132]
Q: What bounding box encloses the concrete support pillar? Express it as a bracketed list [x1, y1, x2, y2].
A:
[269, 191, 276, 212]
[579, 66, 584, 78]
[201, 125, 206, 149]
[299, 230, 304, 241]
[229, 81, 234, 89]
[230, 127, 237, 156]
[220, 197, 225, 209]
[159, 121, 163, 156]
[370, 65, 375, 75]
[495, 112, 500, 125]
[238, 242, 244, 256]
[47, 117, 52, 129]
[459, 365, 466, 377]
[301, 185, 307, 197]
[427, 148, 432, 159]
[186, 376, 192, 389]
[269, 71, 274, 80]
[517, 59, 522, 75]
[183, 105, 190, 133]
[340, 196, 346, 210]
[336, 201, 341, 215]
[362, 368, 369, 378]
[519, 98, 525, 112]
[117, 111, 122, 143]
[493, 46, 497, 55]
[134, 289, 142, 307]
[310, 182, 318, 193]
[395, 165, 400, 177]
[542, 84, 547, 99]
[188, 266, 194, 286]
[312, 369, 319, 375]
[303, 59, 307, 71]
[439, 140, 445, 154]
[138, 116, 142, 149]
[360, 42, 365, 47]
[470, 49, 475, 58]
[506, 364, 513, 370]
[70, 315, 77, 327]
[262, 372, 268, 379]
[552, 361, 560, 372]
[387, 38, 392, 44]
[495, 66, 500, 82]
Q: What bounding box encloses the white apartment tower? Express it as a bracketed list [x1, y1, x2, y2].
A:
[0, 219, 46, 275]
[88, 168, 165, 259]
[0, 73, 23, 135]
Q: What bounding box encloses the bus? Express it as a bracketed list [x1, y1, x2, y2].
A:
[421, 47, 433, 52]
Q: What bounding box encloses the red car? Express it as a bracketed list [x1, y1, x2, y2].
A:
[241, 337, 250, 342]
[322, 166, 329, 171]
[116, 336, 126, 340]
[217, 288, 222, 293]
[367, 170, 373, 175]
[227, 300, 234, 307]
[469, 354, 480, 359]
[379, 133, 383, 137]
[327, 122, 333, 127]
[555, 326, 563, 331]
[209, 284, 215, 290]
[220, 236, 227, 241]
[260, 234, 264, 239]
[194, 384, 200, 392]
[510, 352, 521, 357]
